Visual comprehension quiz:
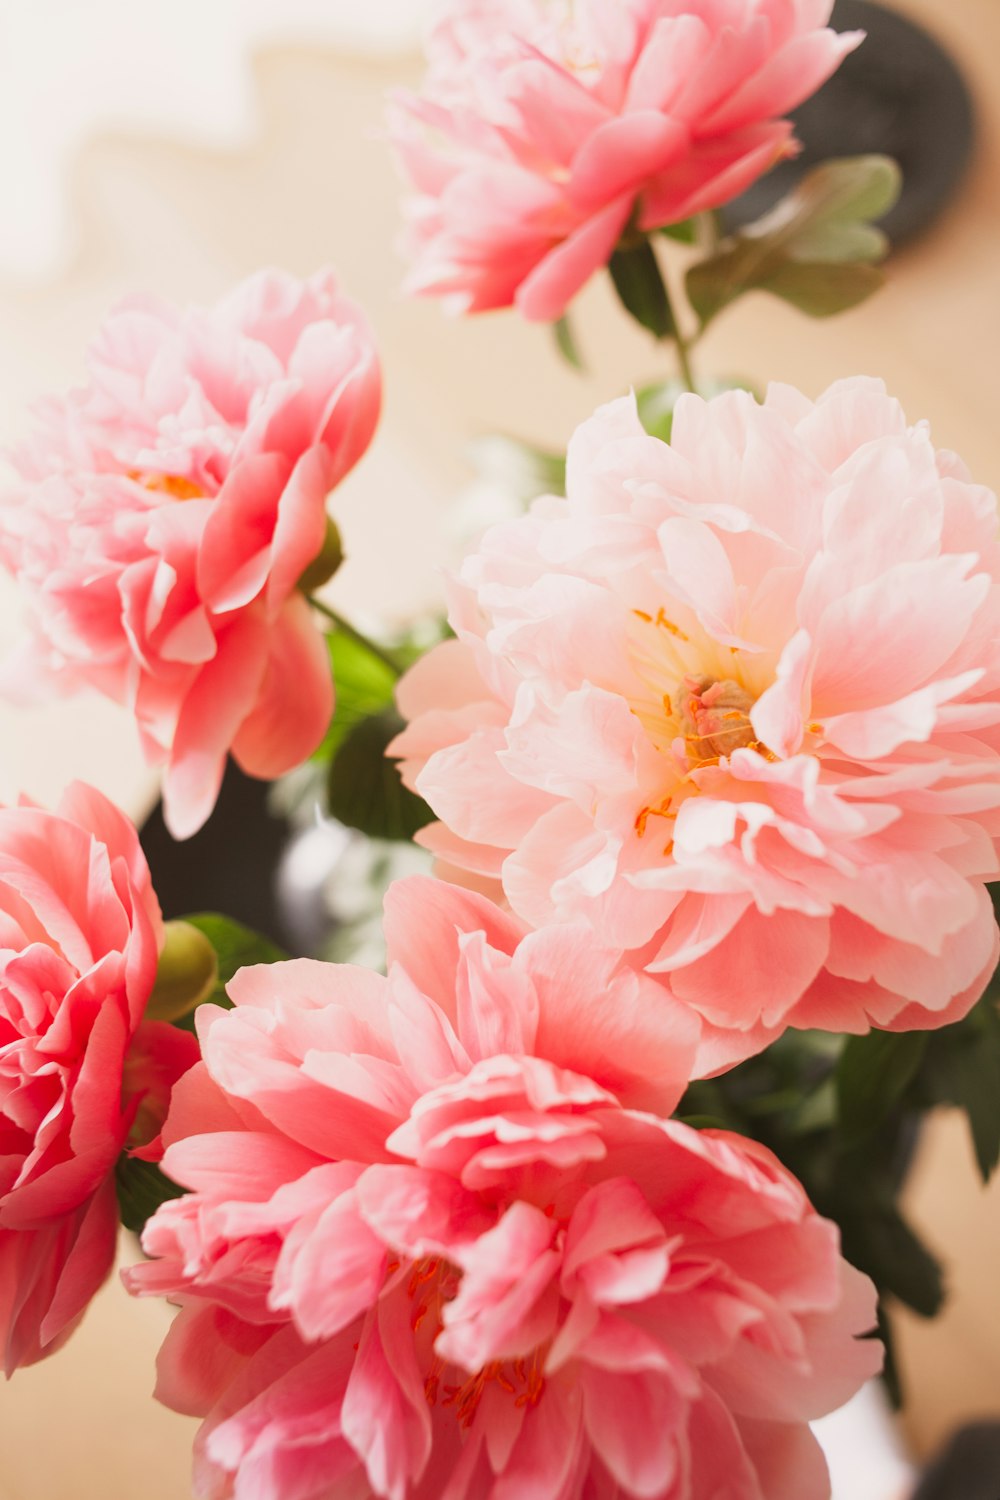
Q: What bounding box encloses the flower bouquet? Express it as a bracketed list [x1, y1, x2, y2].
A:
[1, 4, 997, 1497]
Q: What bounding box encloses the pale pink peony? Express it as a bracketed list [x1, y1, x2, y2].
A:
[390, 0, 861, 319]
[392, 380, 1000, 1071]
[128, 875, 879, 1500]
[1, 269, 382, 837]
[0, 783, 193, 1373]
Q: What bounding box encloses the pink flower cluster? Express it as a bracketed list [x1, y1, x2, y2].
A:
[393, 379, 1000, 1070]
[128, 877, 880, 1500]
[1, 269, 381, 838]
[390, 0, 861, 319]
[0, 784, 194, 1373]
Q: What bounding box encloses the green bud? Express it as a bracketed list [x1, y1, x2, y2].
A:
[147, 919, 219, 1024]
[298, 515, 345, 594]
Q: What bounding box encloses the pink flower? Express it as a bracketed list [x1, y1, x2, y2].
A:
[128, 875, 879, 1499]
[392, 380, 1000, 1071]
[390, 0, 861, 319]
[1, 269, 382, 837]
[0, 783, 191, 1373]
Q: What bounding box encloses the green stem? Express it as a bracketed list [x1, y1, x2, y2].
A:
[673, 327, 698, 395]
[308, 596, 405, 678]
[659, 258, 698, 395]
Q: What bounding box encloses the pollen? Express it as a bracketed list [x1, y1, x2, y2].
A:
[129, 470, 204, 501]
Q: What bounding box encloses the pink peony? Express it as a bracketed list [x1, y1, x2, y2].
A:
[128, 875, 879, 1500]
[1, 269, 382, 838]
[0, 783, 192, 1373]
[392, 380, 1000, 1070]
[390, 0, 861, 319]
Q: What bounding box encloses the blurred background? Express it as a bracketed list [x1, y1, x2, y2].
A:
[0, 1, 998, 1497]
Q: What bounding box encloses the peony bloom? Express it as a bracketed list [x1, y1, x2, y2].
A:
[128, 875, 879, 1500]
[392, 380, 1000, 1070]
[0, 783, 192, 1373]
[390, 0, 861, 320]
[1, 269, 382, 837]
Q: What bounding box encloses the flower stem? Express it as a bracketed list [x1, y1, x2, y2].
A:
[308, 596, 405, 677]
[674, 327, 698, 395]
[660, 261, 698, 395]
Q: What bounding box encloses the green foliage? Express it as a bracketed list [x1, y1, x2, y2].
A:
[327, 709, 434, 842]
[658, 218, 697, 245]
[609, 239, 676, 339]
[677, 979, 1000, 1404]
[115, 1153, 186, 1234]
[553, 313, 585, 370]
[916, 992, 1000, 1182]
[835, 1030, 929, 1149]
[467, 433, 567, 505]
[635, 381, 683, 443]
[686, 155, 902, 326]
[316, 630, 400, 763]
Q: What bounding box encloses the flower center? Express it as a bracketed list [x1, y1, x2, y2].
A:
[678, 676, 758, 767]
[129, 470, 204, 501]
[402, 1256, 548, 1428]
[627, 606, 775, 845]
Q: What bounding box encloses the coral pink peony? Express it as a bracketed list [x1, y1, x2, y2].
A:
[128, 875, 879, 1499]
[392, 380, 1000, 1070]
[390, 0, 861, 319]
[0, 269, 382, 837]
[0, 782, 193, 1373]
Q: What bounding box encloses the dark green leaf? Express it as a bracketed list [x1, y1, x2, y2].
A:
[609, 239, 675, 339]
[467, 434, 566, 505]
[841, 1203, 944, 1318]
[686, 155, 901, 326]
[115, 1153, 186, 1234]
[553, 314, 584, 371]
[836, 1030, 928, 1147]
[919, 993, 1000, 1182]
[314, 630, 399, 763]
[328, 709, 434, 842]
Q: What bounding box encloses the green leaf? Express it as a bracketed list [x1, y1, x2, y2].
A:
[467, 433, 566, 505]
[315, 630, 399, 763]
[115, 1153, 186, 1234]
[919, 993, 1000, 1182]
[609, 239, 676, 339]
[635, 381, 683, 443]
[836, 1030, 928, 1147]
[328, 709, 434, 842]
[553, 314, 584, 371]
[146, 919, 219, 1023]
[176, 912, 288, 1023]
[686, 155, 901, 326]
[841, 1203, 944, 1318]
[753, 260, 885, 318]
[659, 218, 697, 245]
